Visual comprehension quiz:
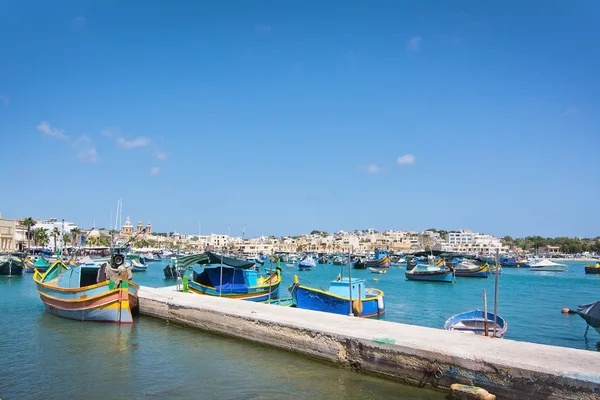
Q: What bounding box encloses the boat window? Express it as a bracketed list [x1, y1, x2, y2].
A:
[80, 268, 99, 287]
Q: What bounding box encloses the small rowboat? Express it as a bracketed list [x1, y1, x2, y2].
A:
[405, 264, 453, 283]
[585, 263, 600, 274]
[369, 267, 387, 274]
[444, 310, 508, 338]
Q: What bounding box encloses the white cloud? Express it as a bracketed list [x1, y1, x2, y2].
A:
[0, 94, 9, 105]
[117, 136, 150, 149]
[564, 106, 580, 116]
[101, 128, 119, 137]
[397, 154, 416, 166]
[156, 151, 168, 160]
[406, 35, 422, 51]
[37, 121, 68, 139]
[72, 136, 98, 163]
[255, 24, 272, 34]
[365, 163, 385, 174]
[150, 167, 160, 176]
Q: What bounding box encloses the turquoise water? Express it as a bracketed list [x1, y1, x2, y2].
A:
[276, 260, 600, 351]
[0, 261, 444, 400]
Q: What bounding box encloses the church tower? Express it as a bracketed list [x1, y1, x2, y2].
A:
[121, 217, 134, 235]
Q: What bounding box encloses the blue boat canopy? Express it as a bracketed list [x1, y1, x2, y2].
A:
[192, 267, 250, 293]
[176, 252, 256, 270]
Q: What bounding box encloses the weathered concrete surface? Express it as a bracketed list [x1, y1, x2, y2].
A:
[138, 286, 600, 400]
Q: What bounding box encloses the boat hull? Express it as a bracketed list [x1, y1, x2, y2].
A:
[365, 256, 390, 268]
[585, 266, 600, 274]
[405, 269, 453, 283]
[444, 310, 508, 338]
[34, 264, 138, 324]
[0, 259, 24, 276]
[454, 264, 489, 278]
[290, 285, 384, 317]
[188, 270, 281, 302]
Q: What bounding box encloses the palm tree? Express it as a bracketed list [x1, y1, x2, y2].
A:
[50, 227, 61, 253]
[62, 233, 71, 248]
[20, 217, 36, 250]
[108, 229, 118, 247]
[34, 228, 49, 248]
[70, 228, 81, 246]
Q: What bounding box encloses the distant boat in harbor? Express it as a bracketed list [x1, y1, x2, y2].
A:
[365, 249, 391, 268]
[405, 263, 453, 283]
[369, 267, 387, 274]
[298, 256, 316, 271]
[0, 254, 24, 277]
[529, 259, 567, 272]
[585, 263, 600, 274]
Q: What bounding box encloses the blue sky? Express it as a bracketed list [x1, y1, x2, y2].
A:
[1, 1, 599, 238]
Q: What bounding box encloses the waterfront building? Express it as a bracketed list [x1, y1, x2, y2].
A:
[0, 213, 17, 251]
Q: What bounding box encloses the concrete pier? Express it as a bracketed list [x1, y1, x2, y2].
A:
[138, 286, 600, 399]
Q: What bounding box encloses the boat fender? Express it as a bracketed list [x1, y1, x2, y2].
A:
[352, 299, 363, 316]
[377, 295, 384, 311]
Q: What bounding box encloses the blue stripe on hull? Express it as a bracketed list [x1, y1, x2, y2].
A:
[42, 304, 133, 323]
[455, 271, 488, 278]
[292, 287, 384, 317]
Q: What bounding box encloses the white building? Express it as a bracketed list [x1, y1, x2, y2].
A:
[33, 218, 78, 249]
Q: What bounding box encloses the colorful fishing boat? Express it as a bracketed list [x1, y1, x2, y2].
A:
[405, 264, 454, 283]
[184, 252, 282, 302]
[0, 254, 24, 276]
[332, 256, 343, 266]
[585, 263, 600, 274]
[289, 275, 385, 317]
[33, 256, 139, 323]
[317, 256, 329, 264]
[406, 257, 417, 270]
[298, 256, 316, 271]
[25, 256, 51, 273]
[352, 257, 366, 269]
[444, 310, 508, 338]
[365, 249, 391, 268]
[453, 261, 489, 278]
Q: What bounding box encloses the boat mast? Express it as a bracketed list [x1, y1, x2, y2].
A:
[493, 248, 500, 337]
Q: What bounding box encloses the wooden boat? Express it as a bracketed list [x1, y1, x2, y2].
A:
[0, 254, 24, 276]
[453, 261, 489, 278]
[369, 267, 387, 274]
[365, 249, 391, 268]
[298, 256, 316, 271]
[128, 258, 148, 272]
[585, 263, 600, 274]
[405, 264, 454, 283]
[317, 256, 329, 264]
[406, 257, 417, 271]
[489, 265, 502, 275]
[332, 256, 343, 266]
[33, 257, 139, 323]
[444, 310, 508, 338]
[184, 252, 282, 302]
[352, 257, 366, 269]
[25, 256, 51, 273]
[289, 275, 385, 317]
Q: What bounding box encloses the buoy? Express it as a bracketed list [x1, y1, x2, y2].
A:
[374, 278, 379, 282]
[561, 308, 570, 314]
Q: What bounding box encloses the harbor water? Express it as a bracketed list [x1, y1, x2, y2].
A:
[2, 258, 597, 399]
[1, 260, 443, 400]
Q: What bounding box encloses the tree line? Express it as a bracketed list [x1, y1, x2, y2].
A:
[502, 235, 600, 254]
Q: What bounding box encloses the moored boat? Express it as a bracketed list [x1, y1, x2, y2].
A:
[453, 261, 489, 278]
[25, 256, 51, 273]
[289, 275, 385, 317]
[184, 252, 282, 302]
[298, 256, 316, 271]
[0, 254, 24, 277]
[529, 259, 567, 272]
[585, 263, 600, 274]
[352, 257, 366, 269]
[405, 264, 454, 283]
[33, 256, 139, 323]
[577, 301, 600, 336]
[369, 267, 387, 274]
[443, 310, 508, 338]
[365, 249, 391, 268]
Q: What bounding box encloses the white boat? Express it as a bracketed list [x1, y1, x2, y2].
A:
[529, 259, 567, 272]
[369, 267, 387, 274]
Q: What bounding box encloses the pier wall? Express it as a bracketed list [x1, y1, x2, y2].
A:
[138, 286, 600, 400]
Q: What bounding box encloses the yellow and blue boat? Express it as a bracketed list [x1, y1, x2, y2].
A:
[33, 258, 139, 324]
[289, 275, 385, 317]
[183, 252, 282, 301]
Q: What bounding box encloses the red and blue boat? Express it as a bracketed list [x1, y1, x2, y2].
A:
[365, 249, 391, 268]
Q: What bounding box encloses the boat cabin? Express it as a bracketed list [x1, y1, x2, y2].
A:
[328, 277, 367, 300]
